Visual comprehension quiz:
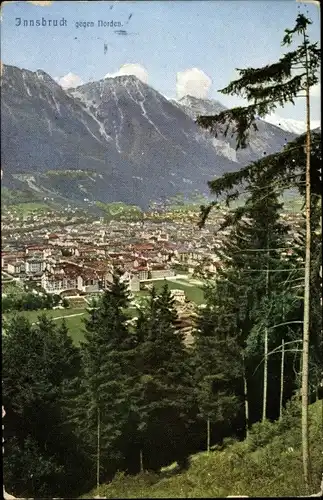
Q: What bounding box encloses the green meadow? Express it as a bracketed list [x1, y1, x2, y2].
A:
[139, 278, 205, 304]
[3, 307, 87, 346]
[3, 278, 205, 346]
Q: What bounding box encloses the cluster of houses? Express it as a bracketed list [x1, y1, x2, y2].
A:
[1, 239, 192, 296]
[2, 206, 304, 299]
[2, 209, 304, 348]
[1, 238, 202, 344]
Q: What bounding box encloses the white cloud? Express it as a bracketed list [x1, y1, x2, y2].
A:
[55, 72, 83, 89]
[176, 68, 212, 99]
[27, 1, 53, 5]
[104, 63, 148, 83]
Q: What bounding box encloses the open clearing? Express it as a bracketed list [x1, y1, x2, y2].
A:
[140, 278, 205, 304]
[9, 202, 51, 215]
[3, 307, 87, 346]
[3, 279, 205, 345]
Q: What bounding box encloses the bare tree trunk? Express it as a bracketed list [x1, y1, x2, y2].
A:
[279, 339, 285, 420]
[262, 239, 270, 422]
[242, 352, 249, 438]
[262, 326, 268, 422]
[301, 31, 312, 494]
[97, 406, 101, 490]
[207, 418, 211, 453]
[139, 449, 144, 473]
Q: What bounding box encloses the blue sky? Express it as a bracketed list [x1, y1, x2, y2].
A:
[1, 0, 321, 121]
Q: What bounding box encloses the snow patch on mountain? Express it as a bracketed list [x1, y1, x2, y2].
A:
[211, 138, 238, 163]
[263, 114, 321, 135]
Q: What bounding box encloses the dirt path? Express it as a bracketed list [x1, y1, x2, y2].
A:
[51, 312, 85, 321]
[31, 312, 86, 326]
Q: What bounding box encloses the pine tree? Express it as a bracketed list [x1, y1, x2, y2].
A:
[2, 314, 87, 498]
[291, 209, 323, 399]
[194, 131, 321, 422]
[198, 180, 302, 429]
[196, 14, 320, 150]
[193, 296, 242, 451]
[243, 180, 298, 422]
[196, 13, 320, 490]
[55, 318, 81, 379]
[71, 270, 136, 486]
[126, 295, 156, 473]
[132, 285, 196, 471]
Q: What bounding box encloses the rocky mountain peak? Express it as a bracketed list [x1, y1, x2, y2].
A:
[1, 63, 298, 209]
[172, 95, 227, 120]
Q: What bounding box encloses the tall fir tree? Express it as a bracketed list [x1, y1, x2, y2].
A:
[70, 270, 136, 487]
[2, 314, 87, 498]
[196, 13, 320, 150]
[196, 13, 320, 489]
[197, 179, 304, 429]
[132, 285, 196, 471]
[193, 292, 243, 451]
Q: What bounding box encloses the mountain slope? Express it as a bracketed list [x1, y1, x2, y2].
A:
[69, 75, 243, 181]
[171, 95, 227, 120]
[83, 400, 322, 498]
[173, 95, 297, 165]
[1, 65, 123, 173]
[1, 64, 297, 208]
[1, 65, 144, 205]
[1, 65, 241, 207]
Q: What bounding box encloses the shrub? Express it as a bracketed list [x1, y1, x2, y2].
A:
[222, 436, 238, 449]
[276, 395, 301, 433]
[246, 419, 279, 451]
[62, 298, 70, 308]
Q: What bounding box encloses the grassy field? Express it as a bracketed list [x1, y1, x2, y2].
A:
[4, 304, 150, 346]
[3, 307, 87, 346]
[83, 400, 323, 498]
[8, 202, 51, 215]
[2, 279, 204, 346]
[62, 315, 86, 345]
[139, 278, 205, 304]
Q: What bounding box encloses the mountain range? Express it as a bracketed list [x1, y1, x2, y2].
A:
[1, 64, 298, 208]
